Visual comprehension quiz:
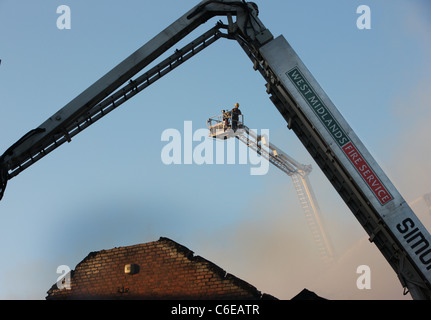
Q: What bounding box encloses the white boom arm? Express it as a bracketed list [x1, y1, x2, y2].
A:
[0, 0, 273, 198]
[235, 125, 336, 264]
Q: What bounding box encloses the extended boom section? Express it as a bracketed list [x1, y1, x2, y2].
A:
[0, 0, 273, 200]
[245, 36, 431, 299]
[235, 126, 335, 264]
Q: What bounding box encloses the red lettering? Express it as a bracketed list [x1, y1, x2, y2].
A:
[378, 190, 387, 197]
[366, 174, 375, 183]
[342, 142, 392, 205]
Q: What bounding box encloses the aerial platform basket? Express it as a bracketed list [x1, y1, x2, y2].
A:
[207, 112, 245, 140]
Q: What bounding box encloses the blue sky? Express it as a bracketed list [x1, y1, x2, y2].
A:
[0, 0, 430, 299]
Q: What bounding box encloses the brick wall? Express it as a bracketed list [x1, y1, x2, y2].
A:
[46, 237, 276, 300]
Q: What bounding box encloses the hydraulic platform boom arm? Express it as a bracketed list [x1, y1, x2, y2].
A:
[0, 0, 273, 198]
[239, 35, 431, 299]
[235, 125, 335, 264]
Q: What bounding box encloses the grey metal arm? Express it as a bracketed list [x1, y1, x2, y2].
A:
[0, 0, 272, 200]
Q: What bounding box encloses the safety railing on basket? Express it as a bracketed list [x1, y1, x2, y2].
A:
[207, 112, 244, 138]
